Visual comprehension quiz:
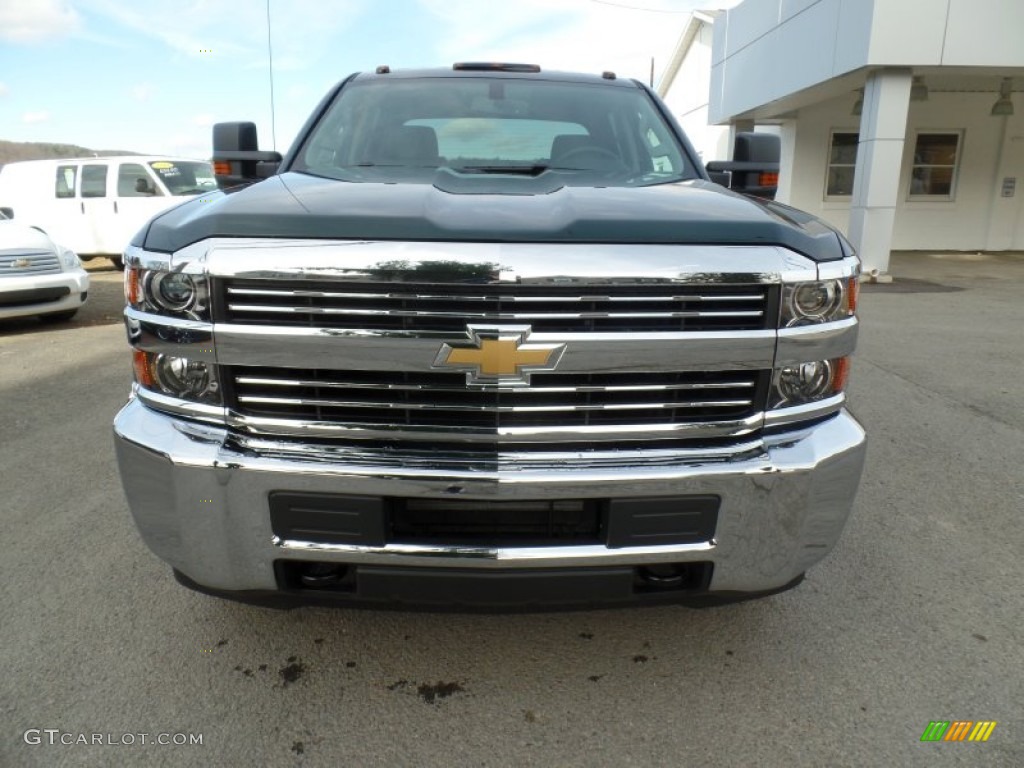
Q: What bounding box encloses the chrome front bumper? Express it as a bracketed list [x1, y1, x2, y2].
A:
[113, 398, 866, 601]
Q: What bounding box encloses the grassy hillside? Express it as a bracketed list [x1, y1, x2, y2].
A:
[0, 140, 141, 167]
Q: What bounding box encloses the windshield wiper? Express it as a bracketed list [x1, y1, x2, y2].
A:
[458, 164, 550, 176]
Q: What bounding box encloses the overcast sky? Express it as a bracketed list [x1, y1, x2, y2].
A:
[0, 0, 739, 159]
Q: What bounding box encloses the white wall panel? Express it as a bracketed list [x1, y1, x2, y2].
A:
[725, 0, 782, 55]
[941, 0, 1024, 66]
[833, 0, 874, 74]
[780, 0, 821, 22]
[867, 0, 946, 65]
[711, 11, 730, 65]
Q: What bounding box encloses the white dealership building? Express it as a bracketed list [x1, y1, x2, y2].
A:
[659, 0, 1024, 275]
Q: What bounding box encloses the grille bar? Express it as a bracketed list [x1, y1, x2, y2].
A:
[228, 367, 767, 434]
[227, 304, 764, 320]
[227, 287, 765, 302]
[237, 395, 754, 412]
[235, 375, 755, 394]
[220, 279, 773, 333]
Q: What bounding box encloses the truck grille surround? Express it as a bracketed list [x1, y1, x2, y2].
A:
[216, 276, 778, 452]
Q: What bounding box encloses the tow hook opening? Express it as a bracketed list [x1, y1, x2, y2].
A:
[299, 563, 349, 588]
[278, 561, 356, 592]
[634, 562, 712, 593]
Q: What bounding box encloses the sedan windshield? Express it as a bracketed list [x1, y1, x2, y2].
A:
[292, 76, 697, 188]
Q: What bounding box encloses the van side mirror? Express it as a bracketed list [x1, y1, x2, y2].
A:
[212, 122, 283, 190]
[0, 207, 12, 219]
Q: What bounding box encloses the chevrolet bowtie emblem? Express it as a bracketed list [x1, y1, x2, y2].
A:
[434, 326, 565, 386]
[13, 258, 32, 268]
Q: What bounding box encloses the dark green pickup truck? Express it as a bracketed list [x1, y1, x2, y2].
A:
[114, 63, 865, 609]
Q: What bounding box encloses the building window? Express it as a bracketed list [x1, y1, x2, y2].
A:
[825, 131, 859, 199]
[909, 132, 961, 199]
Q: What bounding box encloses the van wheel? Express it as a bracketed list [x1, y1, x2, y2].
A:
[40, 310, 78, 323]
[110, 256, 125, 270]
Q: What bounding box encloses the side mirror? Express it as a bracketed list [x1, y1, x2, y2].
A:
[0, 207, 13, 219]
[706, 169, 731, 187]
[212, 122, 283, 190]
[706, 132, 781, 199]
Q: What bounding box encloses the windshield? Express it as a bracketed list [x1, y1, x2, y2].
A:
[149, 160, 217, 196]
[292, 76, 697, 187]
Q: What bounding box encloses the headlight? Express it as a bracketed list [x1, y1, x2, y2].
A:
[126, 265, 209, 320]
[781, 278, 857, 326]
[150, 272, 197, 312]
[769, 357, 849, 408]
[59, 247, 80, 269]
[133, 350, 220, 404]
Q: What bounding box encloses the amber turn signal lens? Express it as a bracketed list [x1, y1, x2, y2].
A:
[213, 161, 231, 176]
[125, 266, 141, 306]
[133, 349, 156, 388]
[847, 276, 859, 315]
[831, 356, 851, 392]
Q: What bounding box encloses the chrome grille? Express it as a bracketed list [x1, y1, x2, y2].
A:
[220, 280, 774, 333]
[0, 250, 61, 276]
[228, 367, 767, 438]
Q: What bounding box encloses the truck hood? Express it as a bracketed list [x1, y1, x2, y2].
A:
[139, 172, 849, 262]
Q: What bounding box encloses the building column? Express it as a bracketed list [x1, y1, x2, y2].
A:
[848, 69, 912, 278]
[985, 111, 1024, 250]
[774, 119, 798, 205]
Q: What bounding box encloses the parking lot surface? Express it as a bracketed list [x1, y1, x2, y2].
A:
[1, 253, 1021, 767]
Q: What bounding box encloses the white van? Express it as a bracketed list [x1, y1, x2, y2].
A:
[0, 156, 216, 269]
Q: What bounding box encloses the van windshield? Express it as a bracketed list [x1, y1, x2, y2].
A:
[149, 161, 217, 196]
[293, 76, 698, 188]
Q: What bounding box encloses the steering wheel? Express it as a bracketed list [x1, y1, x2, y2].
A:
[554, 146, 628, 174]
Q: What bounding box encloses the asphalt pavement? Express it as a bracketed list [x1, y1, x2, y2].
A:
[1, 252, 1021, 767]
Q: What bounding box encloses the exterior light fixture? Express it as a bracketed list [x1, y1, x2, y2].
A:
[852, 89, 863, 116]
[991, 78, 1014, 116]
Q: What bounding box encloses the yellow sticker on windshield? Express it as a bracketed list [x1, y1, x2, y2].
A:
[151, 162, 174, 169]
